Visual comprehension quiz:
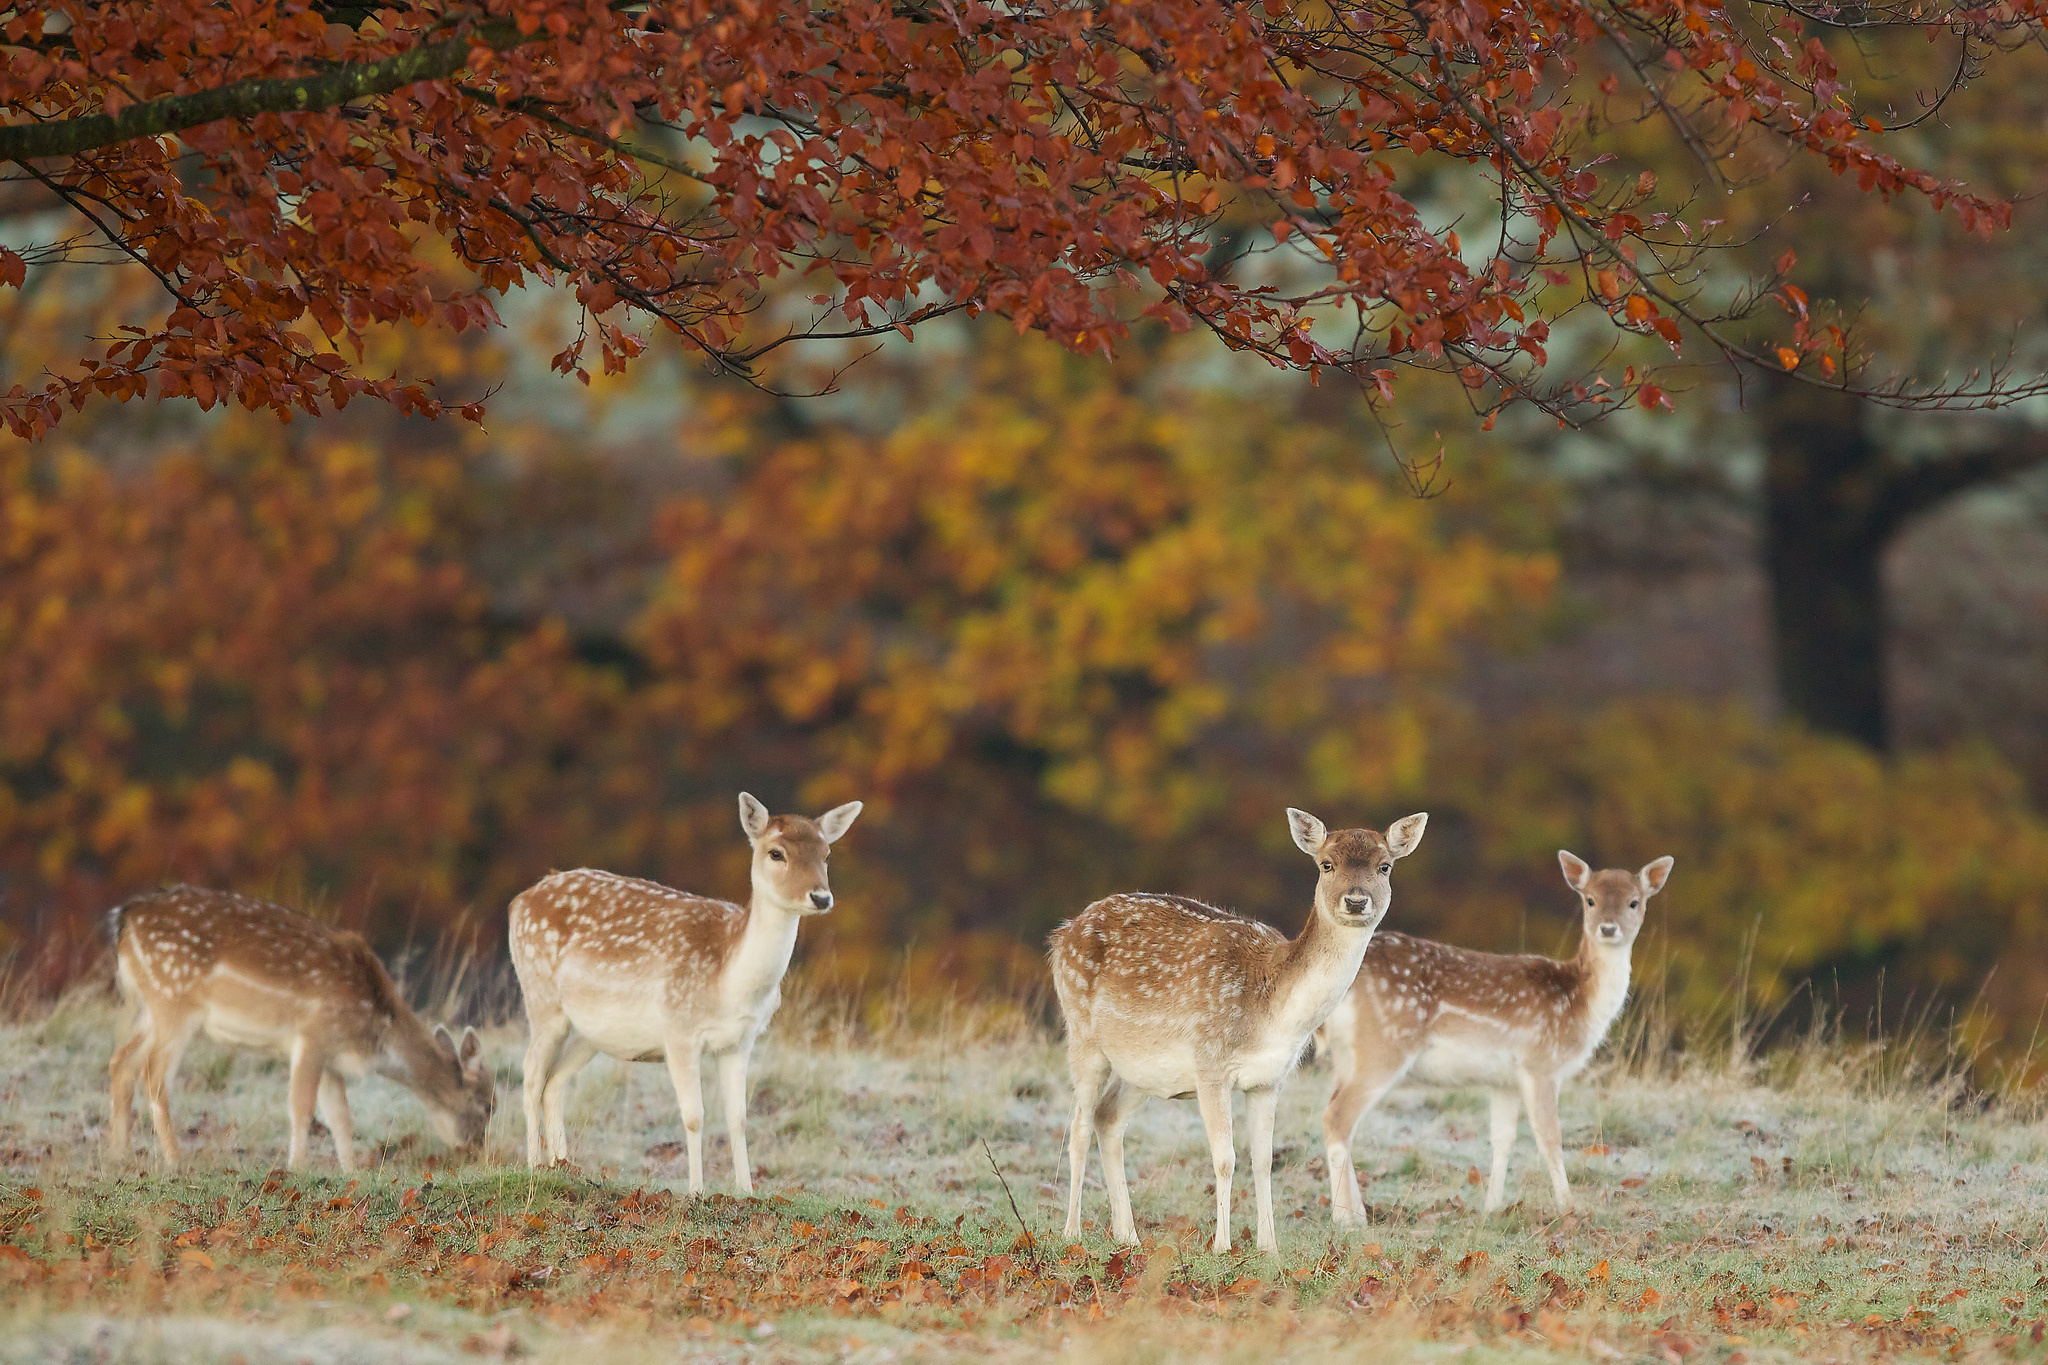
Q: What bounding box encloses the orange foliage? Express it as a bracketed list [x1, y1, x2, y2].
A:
[3, 317, 2047, 1047]
[0, 426, 609, 969]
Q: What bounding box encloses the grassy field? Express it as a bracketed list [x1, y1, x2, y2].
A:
[3, 981, 2048, 1364]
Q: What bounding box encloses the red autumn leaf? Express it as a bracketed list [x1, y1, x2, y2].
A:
[0, 0, 2028, 439]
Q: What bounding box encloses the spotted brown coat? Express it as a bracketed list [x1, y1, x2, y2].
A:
[1050, 807, 1427, 1254]
[507, 791, 860, 1192]
[1318, 851, 1675, 1221]
[108, 885, 494, 1171]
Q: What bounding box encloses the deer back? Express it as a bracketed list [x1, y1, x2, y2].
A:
[1051, 893, 1287, 1056]
[508, 869, 749, 1006]
[1352, 930, 1599, 1077]
[113, 886, 396, 1047]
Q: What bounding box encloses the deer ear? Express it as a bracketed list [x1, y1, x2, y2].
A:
[1558, 850, 1592, 892]
[458, 1026, 484, 1068]
[1286, 808, 1327, 857]
[1386, 812, 1428, 859]
[1640, 856, 1675, 896]
[432, 1023, 457, 1058]
[738, 792, 772, 841]
[816, 800, 863, 845]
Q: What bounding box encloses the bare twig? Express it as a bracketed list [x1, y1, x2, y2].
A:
[980, 1137, 1043, 1268]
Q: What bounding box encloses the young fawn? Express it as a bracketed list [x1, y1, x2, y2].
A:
[508, 792, 861, 1191]
[1051, 807, 1427, 1253]
[109, 886, 496, 1170]
[1318, 850, 1674, 1221]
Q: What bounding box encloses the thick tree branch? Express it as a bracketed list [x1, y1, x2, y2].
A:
[0, 18, 528, 164]
[1872, 429, 2048, 541]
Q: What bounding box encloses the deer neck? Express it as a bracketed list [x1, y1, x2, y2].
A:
[376, 1008, 452, 1100]
[727, 875, 804, 1007]
[1571, 934, 1634, 1045]
[1263, 905, 1376, 1044]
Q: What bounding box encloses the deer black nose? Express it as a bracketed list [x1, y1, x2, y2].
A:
[1597, 922, 1622, 940]
[1342, 892, 1370, 912]
[809, 890, 833, 911]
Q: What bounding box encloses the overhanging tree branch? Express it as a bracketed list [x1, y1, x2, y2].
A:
[0, 18, 528, 164]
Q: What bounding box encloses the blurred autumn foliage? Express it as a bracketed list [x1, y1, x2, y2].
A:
[2, 286, 2046, 1052]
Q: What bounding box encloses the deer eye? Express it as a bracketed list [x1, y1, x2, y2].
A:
[1380, 863, 1391, 874]
[769, 849, 785, 862]
[1320, 861, 1334, 873]
[1630, 899, 1639, 909]
[1586, 897, 1594, 906]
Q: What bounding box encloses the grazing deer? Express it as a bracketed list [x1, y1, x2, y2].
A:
[508, 792, 861, 1191]
[1051, 807, 1427, 1254]
[1318, 851, 1674, 1222]
[108, 886, 496, 1171]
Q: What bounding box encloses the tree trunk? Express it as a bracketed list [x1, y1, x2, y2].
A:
[1755, 374, 2048, 751]
[1757, 378, 1892, 749]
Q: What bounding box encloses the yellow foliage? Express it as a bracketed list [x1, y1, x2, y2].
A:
[1, 313, 2044, 1053]
[1411, 701, 2048, 1040]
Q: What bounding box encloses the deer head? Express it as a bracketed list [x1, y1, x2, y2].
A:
[1558, 851, 1674, 950]
[424, 1024, 496, 1148]
[739, 791, 863, 914]
[1288, 808, 1428, 929]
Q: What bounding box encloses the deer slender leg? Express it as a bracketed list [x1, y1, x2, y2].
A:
[140, 1013, 200, 1170]
[1247, 1086, 1279, 1252]
[1484, 1089, 1520, 1212]
[540, 1034, 599, 1164]
[1323, 1050, 1415, 1225]
[520, 1007, 573, 1167]
[1322, 1077, 1369, 1225]
[1195, 1079, 1237, 1255]
[285, 1037, 325, 1171]
[1518, 1070, 1571, 1212]
[665, 1041, 707, 1195]
[1063, 1042, 1112, 1238]
[1094, 1078, 1145, 1245]
[715, 1043, 755, 1195]
[317, 1072, 357, 1172]
[109, 1009, 152, 1157]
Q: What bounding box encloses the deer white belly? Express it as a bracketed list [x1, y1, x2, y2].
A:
[557, 976, 669, 1060]
[1103, 1041, 1203, 1098]
[1407, 1022, 1527, 1089]
[200, 1004, 296, 1054]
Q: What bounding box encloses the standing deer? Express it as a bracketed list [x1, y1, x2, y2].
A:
[1051, 807, 1427, 1254]
[1318, 851, 1674, 1222]
[508, 792, 861, 1191]
[108, 886, 496, 1171]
